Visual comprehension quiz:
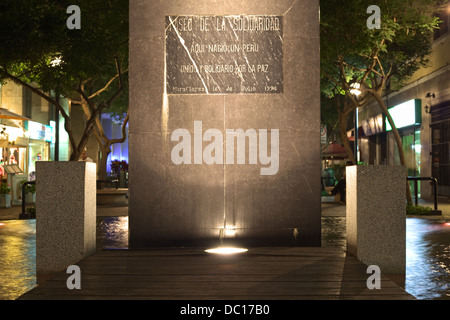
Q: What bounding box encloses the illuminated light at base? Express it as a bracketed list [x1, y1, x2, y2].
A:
[205, 247, 248, 254]
[0, 223, 5, 226]
[443, 222, 450, 227]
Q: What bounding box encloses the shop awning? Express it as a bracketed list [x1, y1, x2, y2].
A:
[347, 127, 365, 141]
[321, 143, 348, 159]
[0, 108, 30, 120]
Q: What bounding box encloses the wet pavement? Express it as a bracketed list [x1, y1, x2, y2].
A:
[322, 199, 450, 300]
[406, 218, 450, 299]
[1, 200, 450, 300]
[0, 219, 36, 300]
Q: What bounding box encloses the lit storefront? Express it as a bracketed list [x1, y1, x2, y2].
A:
[386, 99, 422, 195]
[0, 123, 28, 205]
[358, 99, 424, 196]
[0, 121, 52, 176]
[26, 120, 52, 176]
[0, 125, 27, 173]
[0, 119, 53, 204]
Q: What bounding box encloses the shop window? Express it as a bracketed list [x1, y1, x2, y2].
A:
[434, 2, 450, 40]
[8, 147, 27, 173]
[29, 141, 49, 175]
[431, 119, 450, 196]
[393, 129, 422, 196]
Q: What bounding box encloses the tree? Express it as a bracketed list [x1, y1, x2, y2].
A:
[320, 0, 440, 203]
[321, 90, 358, 164]
[0, 0, 128, 178]
[320, 93, 340, 144]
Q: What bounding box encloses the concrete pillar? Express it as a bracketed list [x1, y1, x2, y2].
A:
[36, 161, 96, 282]
[346, 165, 406, 275]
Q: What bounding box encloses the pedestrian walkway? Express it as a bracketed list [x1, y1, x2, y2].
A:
[1, 197, 447, 221]
[417, 197, 450, 218]
[0, 204, 128, 220]
[320, 197, 450, 218]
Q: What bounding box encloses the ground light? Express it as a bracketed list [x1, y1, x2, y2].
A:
[205, 247, 248, 254]
[443, 222, 450, 227]
[205, 225, 248, 254]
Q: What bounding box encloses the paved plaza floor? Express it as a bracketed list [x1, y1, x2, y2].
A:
[2, 195, 449, 303]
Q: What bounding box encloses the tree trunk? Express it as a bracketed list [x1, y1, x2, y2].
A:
[98, 144, 111, 180]
[370, 92, 413, 204]
[92, 113, 129, 180]
[338, 109, 356, 165]
[68, 99, 102, 161]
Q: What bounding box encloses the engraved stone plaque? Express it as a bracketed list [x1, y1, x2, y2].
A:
[165, 15, 283, 94]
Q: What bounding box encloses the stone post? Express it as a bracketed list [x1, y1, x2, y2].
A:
[36, 161, 96, 282]
[346, 165, 406, 275]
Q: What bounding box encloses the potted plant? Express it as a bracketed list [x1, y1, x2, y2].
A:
[0, 181, 11, 208]
[111, 160, 128, 188]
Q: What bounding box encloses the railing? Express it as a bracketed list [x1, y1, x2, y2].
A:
[407, 176, 441, 214]
[20, 181, 36, 219]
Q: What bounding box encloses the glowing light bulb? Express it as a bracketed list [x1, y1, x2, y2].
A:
[205, 247, 248, 254]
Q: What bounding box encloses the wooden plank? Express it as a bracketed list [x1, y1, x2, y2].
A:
[18, 294, 415, 300]
[46, 273, 397, 283]
[22, 284, 410, 298]
[19, 247, 414, 300]
[92, 247, 346, 256]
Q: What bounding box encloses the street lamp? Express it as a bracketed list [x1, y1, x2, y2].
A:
[350, 83, 361, 164]
[350, 83, 361, 96]
[50, 55, 63, 161]
[50, 56, 63, 67]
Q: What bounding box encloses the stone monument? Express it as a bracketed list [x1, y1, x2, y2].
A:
[129, 0, 320, 247]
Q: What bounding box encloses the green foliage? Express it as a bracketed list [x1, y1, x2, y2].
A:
[0, 0, 129, 162]
[0, 0, 129, 113]
[0, 182, 10, 194]
[25, 207, 36, 214]
[330, 163, 346, 180]
[26, 207, 36, 218]
[320, 0, 441, 172]
[406, 203, 432, 215]
[320, 94, 340, 139]
[320, 0, 440, 96]
[20, 180, 36, 194]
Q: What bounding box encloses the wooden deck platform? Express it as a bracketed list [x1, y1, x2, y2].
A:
[19, 247, 414, 300]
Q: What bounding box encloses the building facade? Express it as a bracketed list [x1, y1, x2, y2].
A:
[0, 80, 129, 203]
[357, 4, 450, 199]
